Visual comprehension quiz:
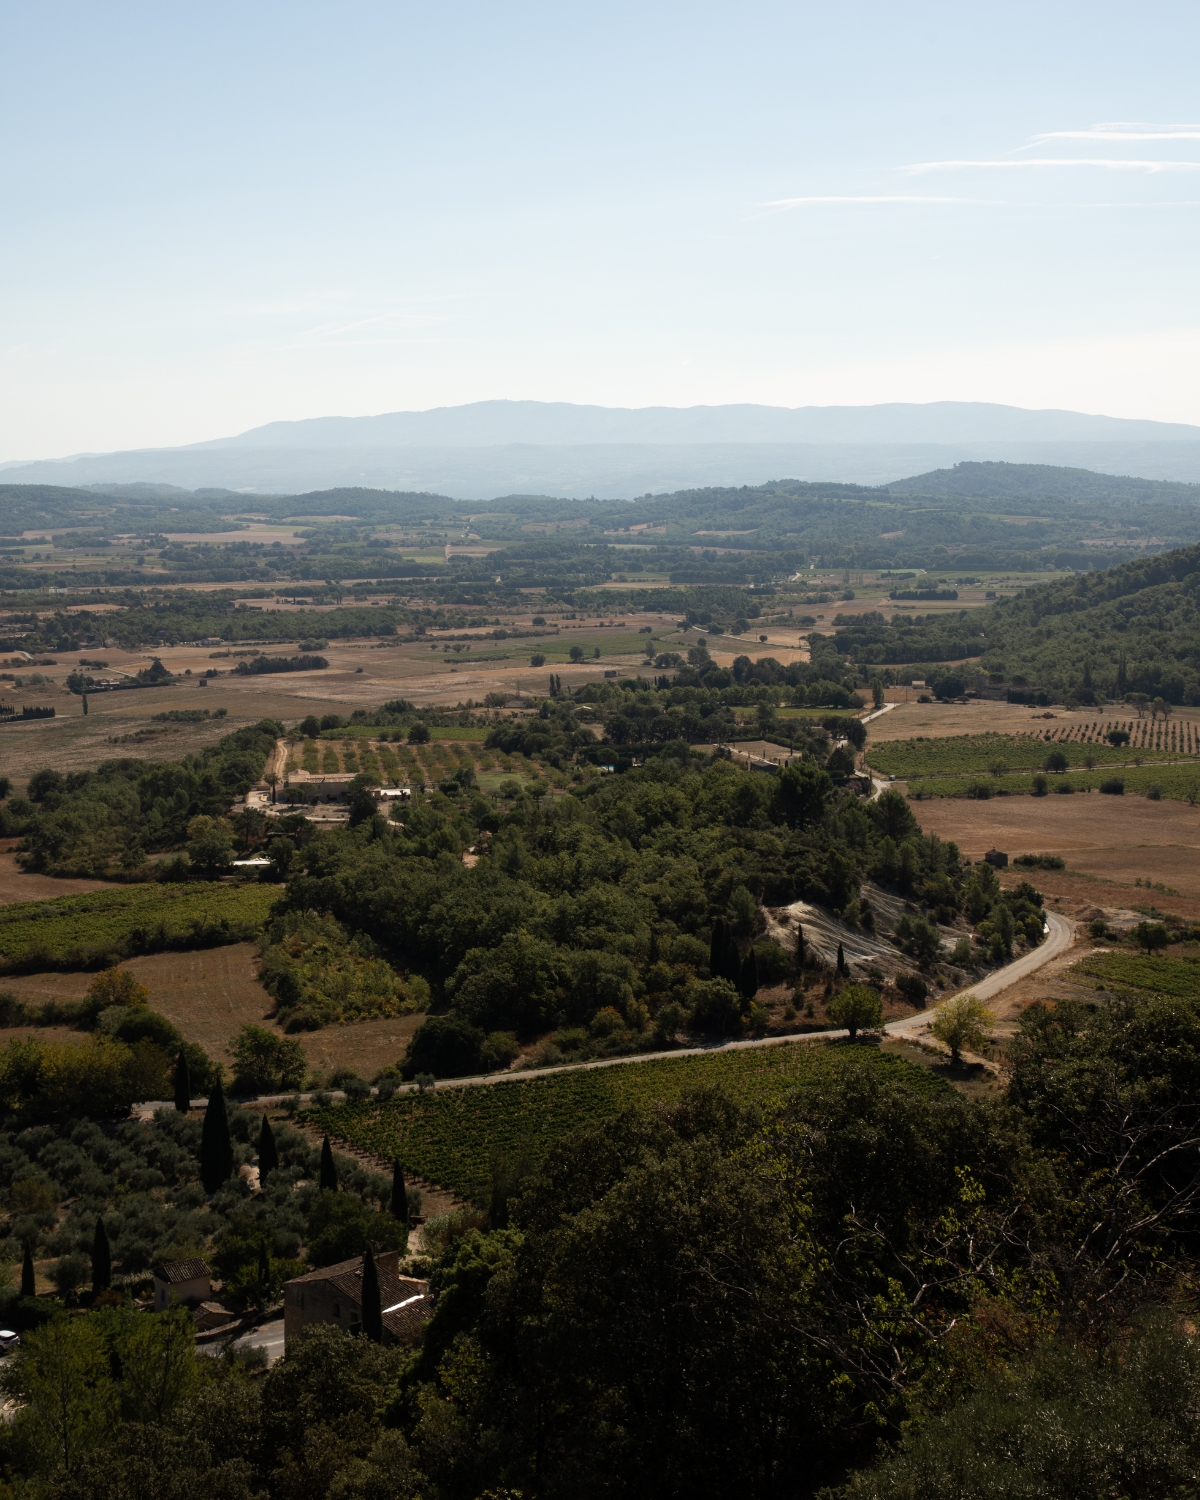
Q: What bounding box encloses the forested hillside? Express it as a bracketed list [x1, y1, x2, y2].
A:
[836, 539, 1200, 702]
[3, 458, 1200, 595]
[889, 458, 1200, 506]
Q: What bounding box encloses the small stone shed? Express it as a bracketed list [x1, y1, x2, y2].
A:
[153, 1258, 212, 1312]
[983, 848, 1009, 869]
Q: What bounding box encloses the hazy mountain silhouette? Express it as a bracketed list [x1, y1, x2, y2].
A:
[4, 401, 1200, 496]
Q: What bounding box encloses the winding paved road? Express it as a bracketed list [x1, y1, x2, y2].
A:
[152, 912, 1074, 1118]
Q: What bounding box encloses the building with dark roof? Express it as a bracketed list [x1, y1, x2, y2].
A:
[284, 1252, 431, 1347]
[153, 1258, 212, 1312]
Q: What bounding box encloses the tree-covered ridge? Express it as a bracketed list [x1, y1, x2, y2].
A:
[889, 458, 1200, 506]
[835, 539, 1200, 702]
[5, 459, 1200, 598]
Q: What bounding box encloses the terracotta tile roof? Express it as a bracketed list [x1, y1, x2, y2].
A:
[153, 1258, 211, 1283]
[289, 1255, 368, 1285]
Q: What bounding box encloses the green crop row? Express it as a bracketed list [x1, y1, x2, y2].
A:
[869, 733, 1190, 780]
[1077, 951, 1200, 999]
[0, 881, 280, 973]
[905, 763, 1200, 804]
[307, 1043, 943, 1199]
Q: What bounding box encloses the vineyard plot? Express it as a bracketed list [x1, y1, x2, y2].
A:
[308, 1044, 944, 1199]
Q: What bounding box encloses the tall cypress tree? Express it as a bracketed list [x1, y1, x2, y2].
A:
[200, 1077, 234, 1195]
[257, 1242, 271, 1304]
[360, 1244, 382, 1343]
[173, 1050, 191, 1114]
[21, 1241, 35, 1300]
[91, 1217, 111, 1295]
[836, 943, 847, 976]
[795, 923, 806, 968]
[739, 948, 759, 1001]
[258, 1114, 279, 1184]
[390, 1160, 409, 1222]
[708, 920, 726, 980]
[319, 1134, 338, 1192]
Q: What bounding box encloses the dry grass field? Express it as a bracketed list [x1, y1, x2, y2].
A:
[0, 942, 419, 1085]
[913, 795, 1200, 926]
[0, 846, 110, 904]
[0, 616, 682, 785]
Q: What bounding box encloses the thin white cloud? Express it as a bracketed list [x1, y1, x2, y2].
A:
[906, 157, 1200, 174]
[764, 194, 974, 206]
[1036, 130, 1200, 142]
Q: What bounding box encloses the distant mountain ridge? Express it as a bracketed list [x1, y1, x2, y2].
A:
[5, 401, 1200, 496]
[188, 399, 1200, 449]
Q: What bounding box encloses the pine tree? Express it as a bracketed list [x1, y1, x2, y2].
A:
[739, 948, 759, 1000]
[319, 1134, 338, 1192]
[21, 1241, 35, 1299]
[390, 1160, 409, 1222]
[258, 1114, 279, 1184]
[199, 1077, 234, 1195]
[836, 942, 847, 976]
[173, 1050, 191, 1114]
[360, 1244, 382, 1342]
[795, 923, 806, 968]
[91, 1217, 111, 1295]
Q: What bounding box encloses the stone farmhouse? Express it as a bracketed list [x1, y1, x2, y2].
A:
[284, 1252, 432, 1347]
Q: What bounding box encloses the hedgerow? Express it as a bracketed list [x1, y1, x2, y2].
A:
[905, 763, 1200, 803]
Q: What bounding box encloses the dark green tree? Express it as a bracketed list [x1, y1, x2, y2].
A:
[360, 1245, 382, 1343]
[172, 1050, 190, 1114]
[21, 1240, 35, 1299]
[91, 1217, 111, 1295]
[199, 1078, 234, 1195]
[258, 1114, 279, 1184]
[319, 1134, 338, 1192]
[739, 948, 759, 1001]
[390, 1160, 409, 1223]
[837, 942, 847, 976]
[795, 922, 806, 968]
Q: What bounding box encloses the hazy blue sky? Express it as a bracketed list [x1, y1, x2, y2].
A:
[4, 0, 1200, 457]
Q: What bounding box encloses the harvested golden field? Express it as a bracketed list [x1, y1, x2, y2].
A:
[0, 846, 110, 904]
[913, 796, 1200, 924]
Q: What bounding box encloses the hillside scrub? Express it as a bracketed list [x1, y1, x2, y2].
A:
[257, 911, 428, 1032]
